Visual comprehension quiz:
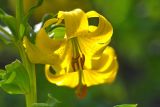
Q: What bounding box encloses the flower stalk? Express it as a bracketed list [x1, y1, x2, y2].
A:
[16, 42, 37, 107]
[16, 0, 37, 106]
[16, 0, 24, 24]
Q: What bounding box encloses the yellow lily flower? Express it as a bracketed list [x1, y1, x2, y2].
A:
[24, 9, 118, 90]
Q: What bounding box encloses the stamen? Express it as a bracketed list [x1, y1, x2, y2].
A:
[71, 38, 85, 71]
[80, 54, 85, 69]
[71, 54, 85, 71]
[71, 54, 80, 71]
[70, 38, 87, 99]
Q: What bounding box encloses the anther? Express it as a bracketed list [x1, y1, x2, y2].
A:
[72, 55, 80, 71]
[71, 54, 85, 71]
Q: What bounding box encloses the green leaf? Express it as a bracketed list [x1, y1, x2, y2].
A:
[52, 27, 65, 39]
[0, 60, 30, 94]
[0, 8, 17, 36]
[0, 26, 13, 44]
[32, 103, 51, 107]
[114, 104, 138, 107]
[24, 0, 43, 23]
[32, 94, 60, 107]
[47, 26, 65, 40]
[22, 0, 43, 40]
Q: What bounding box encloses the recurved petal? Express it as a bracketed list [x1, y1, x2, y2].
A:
[91, 47, 118, 72]
[23, 37, 56, 64]
[35, 28, 64, 52]
[78, 31, 108, 59]
[82, 47, 118, 87]
[38, 26, 73, 71]
[78, 11, 113, 58]
[24, 30, 72, 73]
[43, 18, 58, 28]
[45, 64, 79, 88]
[86, 11, 113, 44]
[58, 9, 88, 39]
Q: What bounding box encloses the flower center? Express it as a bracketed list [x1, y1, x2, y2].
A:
[71, 38, 85, 72]
[70, 37, 87, 98]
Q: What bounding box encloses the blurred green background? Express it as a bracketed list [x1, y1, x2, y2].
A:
[0, 0, 160, 107]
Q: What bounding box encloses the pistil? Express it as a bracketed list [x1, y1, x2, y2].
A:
[70, 38, 87, 98]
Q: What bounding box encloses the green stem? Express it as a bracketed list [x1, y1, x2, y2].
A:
[16, 0, 24, 23]
[16, 42, 37, 107]
[16, 0, 37, 106]
[16, 0, 24, 40]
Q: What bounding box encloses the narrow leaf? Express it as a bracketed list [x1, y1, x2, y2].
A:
[114, 104, 138, 107]
[0, 8, 17, 36]
[0, 26, 13, 44]
[32, 103, 51, 107]
[24, 0, 43, 22]
[22, 0, 43, 40]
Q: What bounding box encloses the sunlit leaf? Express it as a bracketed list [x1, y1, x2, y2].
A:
[32, 103, 51, 107]
[0, 60, 30, 94]
[49, 26, 65, 40]
[0, 8, 17, 36]
[114, 104, 138, 107]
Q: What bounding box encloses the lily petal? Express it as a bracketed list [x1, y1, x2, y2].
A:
[36, 28, 64, 53]
[24, 28, 73, 72]
[91, 47, 117, 72]
[82, 47, 118, 87]
[78, 32, 108, 59]
[78, 11, 113, 58]
[23, 36, 56, 64]
[45, 64, 79, 88]
[58, 9, 88, 39]
[86, 11, 113, 43]
[43, 18, 58, 28]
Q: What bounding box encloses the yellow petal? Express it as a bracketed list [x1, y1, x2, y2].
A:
[36, 28, 64, 53]
[86, 11, 113, 44]
[82, 47, 118, 87]
[45, 64, 79, 88]
[23, 36, 56, 64]
[78, 34, 108, 59]
[58, 9, 88, 39]
[78, 11, 113, 58]
[43, 18, 58, 28]
[24, 28, 73, 72]
[91, 47, 117, 72]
